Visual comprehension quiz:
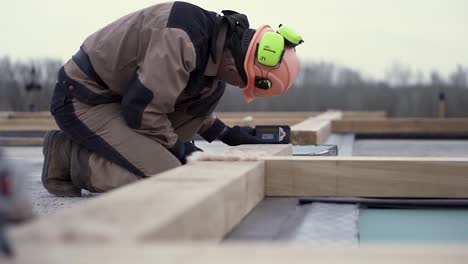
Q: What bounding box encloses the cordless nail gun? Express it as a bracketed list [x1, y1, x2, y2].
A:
[255, 125, 291, 144]
[255, 125, 338, 156]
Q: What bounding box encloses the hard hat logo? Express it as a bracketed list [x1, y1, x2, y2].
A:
[243, 25, 302, 103]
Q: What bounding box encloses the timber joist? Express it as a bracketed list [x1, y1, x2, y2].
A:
[9, 144, 468, 263]
[332, 118, 468, 134]
[0, 110, 358, 145]
[4, 111, 468, 262]
[3, 110, 468, 145]
[0, 110, 379, 131]
[290, 111, 342, 144]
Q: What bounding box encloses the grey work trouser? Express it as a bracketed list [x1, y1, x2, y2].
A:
[52, 92, 207, 192]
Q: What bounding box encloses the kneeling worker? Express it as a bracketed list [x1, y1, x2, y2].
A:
[42, 1, 303, 197]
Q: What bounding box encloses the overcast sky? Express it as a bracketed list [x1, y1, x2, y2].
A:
[2, 0, 467, 80]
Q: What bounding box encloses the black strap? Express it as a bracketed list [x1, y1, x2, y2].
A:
[72, 46, 109, 89]
[218, 10, 251, 84]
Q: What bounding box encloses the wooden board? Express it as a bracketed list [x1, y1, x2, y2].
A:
[215, 112, 320, 119]
[10, 145, 292, 244]
[0, 111, 384, 120]
[332, 118, 468, 134]
[217, 111, 385, 127]
[216, 112, 317, 127]
[215, 111, 385, 119]
[9, 243, 468, 264]
[0, 119, 58, 131]
[221, 117, 306, 127]
[0, 111, 388, 135]
[291, 111, 342, 145]
[0, 137, 43, 146]
[264, 156, 468, 197]
[341, 111, 386, 119]
[0, 111, 51, 119]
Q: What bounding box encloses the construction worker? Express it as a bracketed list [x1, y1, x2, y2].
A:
[42, 1, 302, 197]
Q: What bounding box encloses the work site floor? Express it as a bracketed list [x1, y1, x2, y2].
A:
[3, 141, 228, 216]
[3, 136, 468, 243]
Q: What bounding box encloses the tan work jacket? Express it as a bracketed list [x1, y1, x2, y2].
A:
[62, 1, 227, 148]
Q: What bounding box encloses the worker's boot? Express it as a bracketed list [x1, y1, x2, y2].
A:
[41, 130, 81, 197]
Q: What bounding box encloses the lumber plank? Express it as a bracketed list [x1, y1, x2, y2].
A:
[291, 111, 342, 145]
[0, 110, 384, 120]
[215, 111, 385, 120]
[332, 118, 468, 134]
[0, 118, 58, 131]
[10, 144, 292, 243]
[221, 117, 306, 127]
[9, 243, 468, 264]
[0, 111, 51, 119]
[229, 144, 293, 157]
[341, 111, 386, 119]
[0, 137, 43, 146]
[0, 111, 388, 133]
[215, 111, 317, 127]
[264, 156, 468, 197]
[11, 162, 264, 243]
[215, 111, 320, 119]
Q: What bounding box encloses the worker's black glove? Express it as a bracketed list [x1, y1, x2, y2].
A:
[219, 126, 260, 146]
[200, 118, 262, 146]
[168, 141, 203, 165]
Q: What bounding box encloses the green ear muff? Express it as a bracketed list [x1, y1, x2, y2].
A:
[253, 25, 303, 90]
[277, 24, 304, 47]
[257, 31, 285, 67]
[256, 25, 303, 68]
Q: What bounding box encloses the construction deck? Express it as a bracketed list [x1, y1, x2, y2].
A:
[3, 111, 468, 263]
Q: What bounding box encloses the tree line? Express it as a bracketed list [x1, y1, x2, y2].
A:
[1, 56, 467, 117]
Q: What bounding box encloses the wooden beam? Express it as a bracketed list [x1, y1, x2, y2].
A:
[215, 112, 317, 127]
[291, 111, 342, 145]
[215, 111, 386, 120]
[11, 145, 292, 243]
[0, 111, 51, 119]
[341, 111, 386, 119]
[0, 111, 388, 133]
[221, 117, 306, 127]
[332, 118, 468, 134]
[217, 111, 385, 127]
[215, 111, 320, 119]
[10, 243, 468, 264]
[0, 137, 43, 146]
[264, 156, 468, 197]
[0, 119, 58, 131]
[0, 111, 385, 120]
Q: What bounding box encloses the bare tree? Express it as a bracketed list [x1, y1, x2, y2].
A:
[385, 61, 413, 87]
[0, 57, 62, 111]
[449, 65, 468, 88]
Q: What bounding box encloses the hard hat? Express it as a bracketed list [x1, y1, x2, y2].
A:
[242, 25, 302, 103]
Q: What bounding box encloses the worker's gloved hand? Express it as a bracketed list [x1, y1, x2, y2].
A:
[200, 118, 262, 146]
[168, 141, 203, 165]
[219, 126, 261, 146]
[184, 142, 203, 157]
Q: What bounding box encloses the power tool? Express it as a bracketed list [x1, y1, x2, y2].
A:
[255, 125, 338, 156]
[255, 125, 290, 144]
